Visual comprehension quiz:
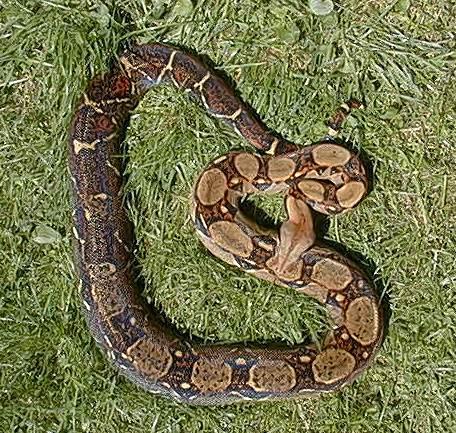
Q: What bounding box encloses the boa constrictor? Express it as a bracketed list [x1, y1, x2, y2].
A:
[69, 43, 383, 405]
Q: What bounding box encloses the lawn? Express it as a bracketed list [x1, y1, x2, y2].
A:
[0, 0, 455, 432]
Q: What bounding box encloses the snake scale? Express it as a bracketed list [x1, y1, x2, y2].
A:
[69, 43, 383, 404]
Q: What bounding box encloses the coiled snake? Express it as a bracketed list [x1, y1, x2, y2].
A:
[69, 43, 383, 404]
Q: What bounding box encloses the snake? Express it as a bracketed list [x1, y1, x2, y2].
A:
[68, 42, 384, 405]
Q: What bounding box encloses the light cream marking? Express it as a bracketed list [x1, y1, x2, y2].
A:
[265, 138, 279, 155]
[220, 205, 229, 213]
[257, 240, 274, 252]
[169, 73, 180, 88]
[335, 293, 345, 302]
[228, 391, 250, 400]
[119, 364, 128, 370]
[102, 263, 117, 275]
[311, 258, 353, 291]
[235, 357, 247, 366]
[213, 107, 243, 120]
[93, 193, 108, 201]
[336, 181, 365, 208]
[73, 139, 99, 155]
[82, 299, 91, 311]
[82, 94, 104, 113]
[341, 332, 350, 341]
[180, 382, 191, 389]
[75, 133, 116, 158]
[327, 127, 338, 137]
[106, 159, 121, 177]
[198, 214, 208, 231]
[84, 208, 92, 221]
[114, 230, 123, 244]
[174, 350, 183, 358]
[129, 317, 136, 326]
[232, 124, 243, 138]
[230, 177, 241, 185]
[312, 144, 351, 167]
[212, 155, 228, 165]
[362, 351, 369, 359]
[72, 226, 80, 240]
[233, 153, 260, 181]
[299, 355, 312, 363]
[196, 168, 227, 206]
[161, 381, 171, 388]
[193, 71, 211, 91]
[119, 56, 151, 80]
[293, 168, 307, 178]
[104, 335, 113, 348]
[345, 296, 379, 346]
[208, 221, 254, 258]
[156, 50, 177, 84]
[102, 98, 131, 105]
[230, 107, 242, 120]
[312, 348, 356, 384]
[70, 176, 77, 186]
[267, 157, 296, 182]
[340, 102, 350, 112]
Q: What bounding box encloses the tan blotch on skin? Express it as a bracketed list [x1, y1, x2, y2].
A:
[90, 283, 120, 319]
[336, 181, 366, 208]
[248, 360, 296, 392]
[208, 221, 254, 258]
[267, 157, 296, 182]
[295, 282, 328, 304]
[345, 296, 379, 346]
[233, 153, 260, 181]
[127, 339, 173, 378]
[312, 144, 351, 167]
[196, 168, 227, 206]
[190, 358, 232, 393]
[311, 258, 352, 291]
[312, 348, 356, 384]
[196, 230, 237, 267]
[298, 179, 326, 202]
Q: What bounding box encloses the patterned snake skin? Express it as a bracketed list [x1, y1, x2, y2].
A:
[69, 43, 383, 404]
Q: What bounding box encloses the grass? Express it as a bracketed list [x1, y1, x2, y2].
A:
[0, 0, 455, 432]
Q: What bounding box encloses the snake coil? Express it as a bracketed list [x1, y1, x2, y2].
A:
[69, 43, 383, 404]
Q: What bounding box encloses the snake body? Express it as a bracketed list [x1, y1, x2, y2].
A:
[69, 43, 383, 404]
